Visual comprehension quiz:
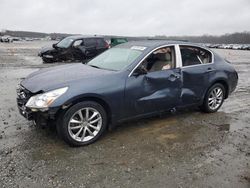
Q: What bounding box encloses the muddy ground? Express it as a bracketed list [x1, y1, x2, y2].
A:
[0, 41, 249, 188]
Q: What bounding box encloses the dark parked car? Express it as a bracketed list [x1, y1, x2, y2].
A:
[17, 40, 238, 146]
[38, 36, 109, 63]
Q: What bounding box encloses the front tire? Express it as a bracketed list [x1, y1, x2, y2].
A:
[201, 83, 225, 113]
[42, 57, 54, 63]
[57, 101, 107, 146]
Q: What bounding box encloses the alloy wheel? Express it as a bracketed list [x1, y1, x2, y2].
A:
[208, 87, 224, 110]
[68, 107, 102, 142]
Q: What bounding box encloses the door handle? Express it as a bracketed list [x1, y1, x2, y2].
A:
[169, 74, 180, 81]
[206, 67, 215, 73]
[171, 74, 180, 79]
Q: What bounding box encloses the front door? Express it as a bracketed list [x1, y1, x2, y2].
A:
[124, 46, 182, 117]
[71, 39, 84, 60]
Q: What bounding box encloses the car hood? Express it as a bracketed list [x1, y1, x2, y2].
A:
[39, 46, 56, 55]
[21, 63, 113, 93]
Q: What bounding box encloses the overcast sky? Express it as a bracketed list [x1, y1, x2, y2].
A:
[0, 0, 250, 36]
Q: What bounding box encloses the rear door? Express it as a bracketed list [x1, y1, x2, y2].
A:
[83, 38, 97, 58]
[179, 45, 214, 105]
[96, 39, 108, 55]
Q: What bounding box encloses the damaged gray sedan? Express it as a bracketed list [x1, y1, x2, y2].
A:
[17, 40, 238, 146]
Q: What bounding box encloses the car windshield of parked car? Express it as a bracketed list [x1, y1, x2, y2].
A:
[56, 38, 74, 48]
[87, 48, 143, 71]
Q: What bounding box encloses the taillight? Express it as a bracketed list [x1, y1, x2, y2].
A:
[235, 71, 238, 80]
[105, 42, 110, 49]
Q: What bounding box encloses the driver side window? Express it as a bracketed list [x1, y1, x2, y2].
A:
[140, 46, 176, 73]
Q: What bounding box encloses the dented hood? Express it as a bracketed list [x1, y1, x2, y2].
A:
[39, 46, 56, 55]
[21, 63, 112, 93]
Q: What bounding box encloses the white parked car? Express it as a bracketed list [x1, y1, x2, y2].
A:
[1, 35, 13, 43]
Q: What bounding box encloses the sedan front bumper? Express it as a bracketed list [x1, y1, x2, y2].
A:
[16, 85, 61, 122]
[16, 85, 34, 120]
[42, 54, 54, 59]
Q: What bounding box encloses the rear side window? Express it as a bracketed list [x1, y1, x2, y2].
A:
[180, 46, 212, 67]
[96, 39, 106, 47]
[84, 38, 96, 46]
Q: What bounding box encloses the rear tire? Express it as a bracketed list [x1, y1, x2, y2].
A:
[57, 101, 107, 146]
[201, 83, 225, 113]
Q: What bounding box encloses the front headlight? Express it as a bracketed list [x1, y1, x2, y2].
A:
[25, 87, 68, 109]
[43, 54, 53, 58]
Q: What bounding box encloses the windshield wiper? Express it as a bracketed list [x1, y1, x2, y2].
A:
[87, 64, 117, 71]
[88, 65, 101, 69]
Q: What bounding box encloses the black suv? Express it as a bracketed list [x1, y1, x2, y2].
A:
[39, 36, 109, 63]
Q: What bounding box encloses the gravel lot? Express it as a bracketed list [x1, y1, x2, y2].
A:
[0, 41, 249, 188]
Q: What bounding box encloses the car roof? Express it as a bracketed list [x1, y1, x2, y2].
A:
[65, 35, 104, 40]
[118, 40, 206, 50]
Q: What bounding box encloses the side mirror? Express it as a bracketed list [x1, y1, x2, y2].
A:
[132, 67, 147, 77]
[82, 58, 91, 64]
[52, 43, 57, 48]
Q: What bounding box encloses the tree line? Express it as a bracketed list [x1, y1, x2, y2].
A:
[154, 32, 250, 44]
[1, 30, 250, 44]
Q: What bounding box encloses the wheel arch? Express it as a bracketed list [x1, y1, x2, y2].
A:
[208, 79, 229, 99]
[55, 95, 112, 128]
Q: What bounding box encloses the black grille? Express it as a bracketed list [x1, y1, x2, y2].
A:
[16, 85, 33, 119]
[17, 85, 32, 103]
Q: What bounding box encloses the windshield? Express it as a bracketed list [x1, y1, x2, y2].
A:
[56, 37, 74, 48]
[87, 48, 143, 71]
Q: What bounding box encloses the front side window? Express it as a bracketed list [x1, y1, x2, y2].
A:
[87, 47, 143, 71]
[139, 46, 176, 73]
[180, 46, 212, 67]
